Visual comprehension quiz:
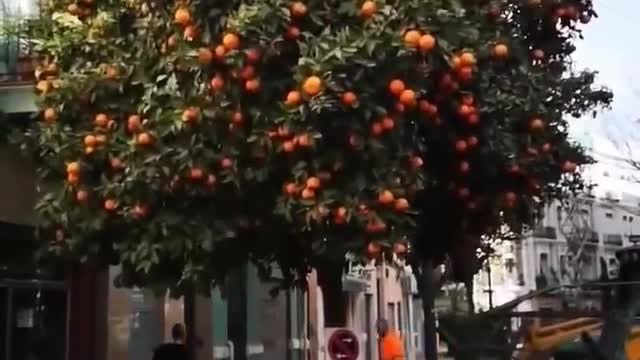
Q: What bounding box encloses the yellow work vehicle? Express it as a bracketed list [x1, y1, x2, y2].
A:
[515, 317, 640, 359]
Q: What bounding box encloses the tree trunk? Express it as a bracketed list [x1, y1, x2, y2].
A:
[420, 259, 439, 360]
[599, 265, 640, 360]
[464, 280, 474, 314]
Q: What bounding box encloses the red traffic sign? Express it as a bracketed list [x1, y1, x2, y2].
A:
[328, 329, 360, 360]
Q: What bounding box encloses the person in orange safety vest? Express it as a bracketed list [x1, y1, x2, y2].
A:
[378, 319, 405, 360]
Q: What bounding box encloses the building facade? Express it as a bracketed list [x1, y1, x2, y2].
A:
[474, 170, 640, 312]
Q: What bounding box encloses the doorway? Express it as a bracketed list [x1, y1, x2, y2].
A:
[0, 280, 67, 360]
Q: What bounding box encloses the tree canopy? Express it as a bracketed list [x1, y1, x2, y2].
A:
[15, 0, 611, 292]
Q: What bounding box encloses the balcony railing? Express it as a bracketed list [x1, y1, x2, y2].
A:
[604, 234, 623, 246]
[1, 1, 40, 85]
[0, 35, 34, 85]
[533, 226, 557, 239]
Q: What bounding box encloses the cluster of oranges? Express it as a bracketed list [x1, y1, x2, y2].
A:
[378, 190, 410, 212]
[456, 95, 480, 126]
[65, 0, 94, 19]
[285, 75, 324, 107]
[284, 176, 322, 200]
[403, 30, 436, 53]
[124, 114, 153, 146]
[187, 166, 217, 188]
[174, 7, 198, 42]
[450, 51, 478, 83]
[266, 126, 313, 153]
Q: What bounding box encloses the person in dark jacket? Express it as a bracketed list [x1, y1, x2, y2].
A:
[152, 323, 188, 360]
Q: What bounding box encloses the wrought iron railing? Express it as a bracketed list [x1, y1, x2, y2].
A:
[604, 234, 624, 246]
[532, 226, 557, 239]
[0, 1, 39, 85]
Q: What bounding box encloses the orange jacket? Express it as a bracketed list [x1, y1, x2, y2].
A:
[380, 332, 405, 360]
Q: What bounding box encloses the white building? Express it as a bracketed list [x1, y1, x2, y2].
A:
[474, 131, 640, 311]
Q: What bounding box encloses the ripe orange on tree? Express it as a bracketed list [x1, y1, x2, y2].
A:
[110, 157, 123, 170]
[419, 34, 436, 52]
[283, 140, 295, 153]
[381, 117, 395, 130]
[76, 189, 89, 203]
[286, 90, 302, 106]
[285, 26, 301, 40]
[394, 198, 409, 211]
[290, 2, 307, 18]
[127, 114, 141, 133]
[133, 204, 147, 218]
[371, 122, 383, 135]
[104, 199, 118, 211]
[210, 75, 224, 91]
[183, 26, 198, 41]
[214, 45, 227, 59]
[296, 134, 312, 147]
[43, 107, 57, 122]
[493, 43, 509, 59]
[360, 1, 377, 18]
[174, 7, 191, 25]
[306, 177, 321, 190]
[182, 107, 200, 123]
[341, 91, 357, 106]
[66, 161, 80, 175]
[239, 65, 255, 80]
[388, 79, 405, 96]
[399, 89, 416, 106]
[245, 79, 260, 93]
[198, 48, 214, 64]
[190, 167, 204, 180]
[95, 113, 109, 127]
[529, 117, 545, 132]
[378, 190, 394, 205]
[206, 175, 217, 187]
[460, 52, 477, 66]
[221, 158, 233, 169]
[403, 30, 422, 48]
[222, 33, 240, 50]
[67, 172, 79, 185]
[562, 160, 577, 173]
[302, 76, 322, 96]
[284, 182, 298, 196]
[301, 188, 315, 199]
[84, 135, 97, 147]
[137, 132, 153, 145]
[455, 139, 468, 153]
[245, 48, 261, 64]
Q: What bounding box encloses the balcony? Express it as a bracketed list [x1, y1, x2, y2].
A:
[604, 234, 623, 246]
[0, 1, 39, 86]
[532, 226, 557, 239]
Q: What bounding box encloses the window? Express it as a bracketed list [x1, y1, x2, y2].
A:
[606, 212, 613, 219]
[556, 206, 562, 222]
[631, 216, 634, 223]
[539, 253, 549, 274]
[387, 303, 396, 329]
[397, 302, 403, 335]
[623, 215, 628, 221]
[581, 208, 589, 214]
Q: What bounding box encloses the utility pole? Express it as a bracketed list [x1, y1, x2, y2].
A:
[484, 261, 494, 310]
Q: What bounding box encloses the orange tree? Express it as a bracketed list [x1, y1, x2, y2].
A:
[16, 0, 610, 354]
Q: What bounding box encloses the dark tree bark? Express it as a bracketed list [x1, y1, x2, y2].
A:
[464, 279, 475, 314]
[598, 256, 640, 360]
[420, 259, 439, 360]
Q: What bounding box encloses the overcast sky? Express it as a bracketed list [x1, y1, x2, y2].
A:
[572, 0, 640, 149]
